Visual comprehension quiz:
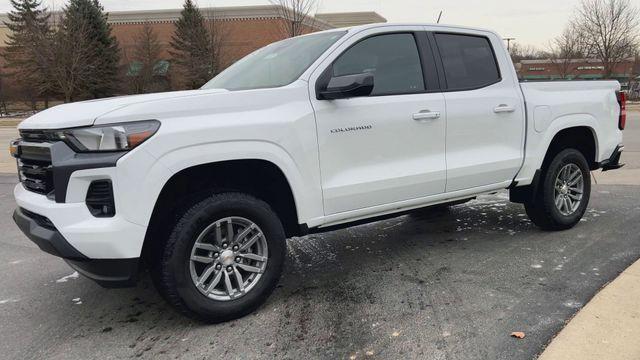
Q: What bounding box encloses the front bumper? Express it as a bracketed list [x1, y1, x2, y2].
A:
[11, 130, 159, 288]
[13, 206, 139, 288]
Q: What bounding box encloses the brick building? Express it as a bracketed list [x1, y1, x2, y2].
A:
[0, 5, 385, 97]
[515, 58, 639, 92]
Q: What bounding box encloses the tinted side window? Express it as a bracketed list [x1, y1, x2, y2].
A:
[333, 33, 425, 95]
[434, 33, 500, 90]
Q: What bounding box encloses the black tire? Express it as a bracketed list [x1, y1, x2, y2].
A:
[524, 149, 591, 231]
[153, 192, 286, 323]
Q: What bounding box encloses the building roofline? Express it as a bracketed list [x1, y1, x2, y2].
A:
[0, 5, 390, 31]
[315, 11, 387, 27]
[105, 5, 333, 29]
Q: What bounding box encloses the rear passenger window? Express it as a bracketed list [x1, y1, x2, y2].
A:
[434, 33, 500, 90]
[333, 33, 425, 96]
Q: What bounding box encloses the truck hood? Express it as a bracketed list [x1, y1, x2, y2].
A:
[18, 89, 228, 130]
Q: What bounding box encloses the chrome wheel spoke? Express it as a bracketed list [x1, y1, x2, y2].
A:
[194, 243, 217, 252]
[233, 267, 245, 293]
[564, 197, 572, 211]
[223, 270, 234, 297]
[555, 195, 564, 209]
[553, 163, 585, 216]
[196, 264, 217, 287]
[205, 270, 223, 293]
[568, 193, 581, 201]
[226, 219, 234, 243]
[568, 171, 581, 185]
[234, 224, 255, 244]
[239, 232, 262, 252]
[191, 255, 214, 264]
[215, 222, 222, 245]
[237, 263, 264, 274]
[239, 253, 267, 262]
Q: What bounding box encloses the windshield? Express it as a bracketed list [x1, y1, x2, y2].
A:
[202, 31, 347, 91]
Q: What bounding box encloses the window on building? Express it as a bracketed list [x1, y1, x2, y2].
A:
[434, 33, 501, 90]
[332, 33, 425, 96]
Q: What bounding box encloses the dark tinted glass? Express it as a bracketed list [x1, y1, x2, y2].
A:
[434, 33, 500, 90]
[333, 33, 425, 95]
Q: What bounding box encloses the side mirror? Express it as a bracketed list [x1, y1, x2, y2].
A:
[318, 73, 374, 100]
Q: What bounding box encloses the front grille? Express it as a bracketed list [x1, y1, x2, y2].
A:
[19, 158, 54, 195]
[16, 135, 56, 197]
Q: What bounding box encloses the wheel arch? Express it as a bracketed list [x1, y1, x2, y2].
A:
[511, 124, 598, 205]
[541, 125, 599, 171]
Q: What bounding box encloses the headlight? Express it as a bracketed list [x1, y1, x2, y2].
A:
[61, 120, 160, 152]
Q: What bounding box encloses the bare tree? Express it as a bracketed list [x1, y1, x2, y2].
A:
[509, 43, 546, 63]
[269, 0, 318, 38]
[548, 27, 587, 79]
[573, 0, 640, 78]
[203, 7, 227, 76]
[3, 0, 52, 110]
[46, 19, 101, 102]
[129, 23, 163, 94]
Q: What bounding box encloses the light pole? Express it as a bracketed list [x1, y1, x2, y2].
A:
[504, 37, 516, 51]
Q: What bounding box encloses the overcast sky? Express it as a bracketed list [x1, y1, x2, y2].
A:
[0, 0, 584, 48]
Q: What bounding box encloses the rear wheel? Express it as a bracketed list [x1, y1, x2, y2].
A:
[524, 149, 591, 231]
[153, 192, 286, 323]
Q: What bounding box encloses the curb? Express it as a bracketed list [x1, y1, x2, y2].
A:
[538, 260, 640, 360]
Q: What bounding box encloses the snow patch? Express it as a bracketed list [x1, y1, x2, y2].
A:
[563, 300, 583, 309]
[56, 272, 79, 283]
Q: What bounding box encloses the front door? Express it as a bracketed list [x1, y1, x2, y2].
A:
[310, 31, 447, 215]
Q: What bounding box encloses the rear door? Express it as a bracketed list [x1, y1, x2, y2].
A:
[430, 31, 525, 192]
[310, 28, 447, 215]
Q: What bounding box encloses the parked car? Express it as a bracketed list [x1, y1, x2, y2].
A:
[10, 23, 626, 323]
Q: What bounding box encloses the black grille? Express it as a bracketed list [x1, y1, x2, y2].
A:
[86, 180, 115, 217]
[18, 151, 54, 196]
[16, 131, 59, 197]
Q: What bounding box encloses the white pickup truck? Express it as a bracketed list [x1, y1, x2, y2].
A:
[11, 24, 626, 322]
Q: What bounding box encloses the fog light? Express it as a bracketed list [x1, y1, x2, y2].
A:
[86, 180, 115, 217]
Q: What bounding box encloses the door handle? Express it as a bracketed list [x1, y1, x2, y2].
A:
[494, 104, 516, 113]
[413, 111, 441, 121]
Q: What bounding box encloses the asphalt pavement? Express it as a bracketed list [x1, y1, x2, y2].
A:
[1, 176, 639, 359]
[0, 110, 638, 359]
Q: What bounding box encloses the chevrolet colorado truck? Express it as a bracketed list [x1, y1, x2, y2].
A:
[10, 24, 626, 323]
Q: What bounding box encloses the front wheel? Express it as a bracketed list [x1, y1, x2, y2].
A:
[153, 192, 286, 323]
[524, 149, 591, 231]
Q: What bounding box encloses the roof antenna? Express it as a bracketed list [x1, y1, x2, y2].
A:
[437, 10, 443, 24]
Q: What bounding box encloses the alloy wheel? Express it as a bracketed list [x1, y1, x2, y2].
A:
[553, 163, 584, 216]
[189, 217, 268, 301]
